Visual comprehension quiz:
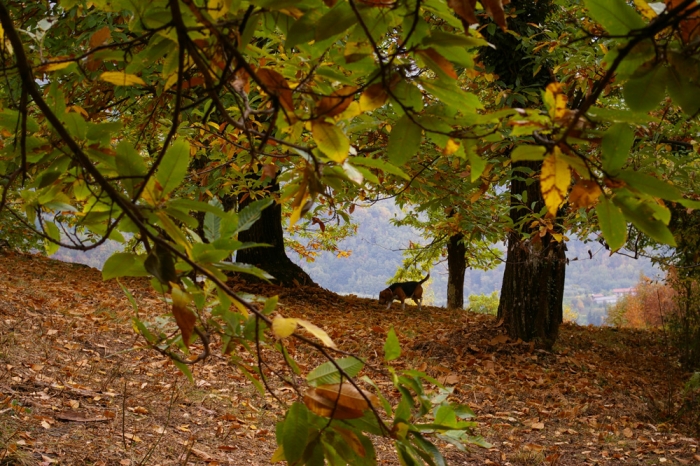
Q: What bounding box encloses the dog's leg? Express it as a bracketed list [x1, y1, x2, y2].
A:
[417, 297, 422, 311]
[386, 301, 392, 310]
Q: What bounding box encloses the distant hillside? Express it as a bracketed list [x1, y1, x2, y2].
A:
[52, 201, 661, 325]
[290, 202, 662, 325]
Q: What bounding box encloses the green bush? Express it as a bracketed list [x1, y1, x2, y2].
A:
[468, 291, 499, 315]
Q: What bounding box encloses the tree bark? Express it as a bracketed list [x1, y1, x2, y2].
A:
[497, 160, 566, 348]
[446, 233, 466, 309]
[235, 184, 315, 287]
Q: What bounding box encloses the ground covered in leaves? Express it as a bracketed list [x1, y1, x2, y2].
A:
[0, 251, 698, 466]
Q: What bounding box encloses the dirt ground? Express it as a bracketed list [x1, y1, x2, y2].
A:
[0, 250, 698, 465]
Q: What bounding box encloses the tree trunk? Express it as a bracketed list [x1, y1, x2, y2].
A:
[446, 233, 466, 309]
[235, 185, 315, 287]
[497, 161, 566, 348]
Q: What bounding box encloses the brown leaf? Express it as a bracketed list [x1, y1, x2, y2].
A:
[315, 383, 379, 411]
[482, 0, 508, 31]
[316, 86, 358, 118]
[447, 0, 479, 26]
[171, 284, 196, 347]
[89, 26, 111, 48]
[256, 68, 294, 112]
[56, 411, 111, 423]
[303, 388, 365, 419]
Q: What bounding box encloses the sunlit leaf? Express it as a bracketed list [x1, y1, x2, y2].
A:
[99, 71, 146, 86]
[272, 316, 298, 339]
[541, 149, 571, 217]
[312, 121, 350, 163]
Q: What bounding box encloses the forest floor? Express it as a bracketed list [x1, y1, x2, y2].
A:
[0, 250, 698, 466]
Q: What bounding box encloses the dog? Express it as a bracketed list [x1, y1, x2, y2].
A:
[378, 273, 430, 311]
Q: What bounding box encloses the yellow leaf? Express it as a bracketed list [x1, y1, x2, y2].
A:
[443, 138, 460, 155]
[359, 83, 388, 112]
[296, 319, 337, 348]
[232, 298, 249, 318]
[311, 121, 349, 163]
[272, 316, 298, 339]
[100, 71, 146, 86]
[37, 62, 72, 72]
[271, 445, 286, 463]
[541, 148, 571, 217]
[633, 0, 657, 19]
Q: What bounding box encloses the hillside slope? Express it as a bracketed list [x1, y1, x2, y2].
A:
[0, 251, 697, 465]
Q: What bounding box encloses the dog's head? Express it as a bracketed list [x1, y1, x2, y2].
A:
[378, 288, 393, 305]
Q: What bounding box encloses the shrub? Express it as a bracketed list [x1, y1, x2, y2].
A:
[468, 291, 499, 315]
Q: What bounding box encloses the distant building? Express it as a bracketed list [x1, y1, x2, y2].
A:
[591, 293, 618, 304]
[612, 287, 636, 296]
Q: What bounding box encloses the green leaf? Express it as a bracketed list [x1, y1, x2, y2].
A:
[511, 145, 546, 162]
[596, 196, 627, 251]
[623, 65, 667, 112]
[666, 65, 700, 115]
[172, 359, 194, 383]
[62, 113, 87, 140]
[602, 123, 634, 174]
[584, 0, 646, 35]
[215, 262, 273, 281]
[421, 30, 487, 49]
[614, 192, 677, 246]
[586, 106, 658, 124]
[384, 327, 401, 362]
[387, 115, 422, 165]
[411, 432, 447, 466]
[306, 357, 365, 387]
[44, 221, 61, 256]
[102, 252, 150, 280]
[115, 140, 148, 198]
[236, 198, 274, 235]
[315, 1, 358, 42]
[282, 402, 310, 464]
[312, 122, 350, 163]
[616, 171, 681, 200]
[155, 139, 190, 198]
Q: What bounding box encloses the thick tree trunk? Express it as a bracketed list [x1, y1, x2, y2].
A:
[446, 233, 466, 309]
[235, 185, 315, 287]
[497, 161, 566, 348]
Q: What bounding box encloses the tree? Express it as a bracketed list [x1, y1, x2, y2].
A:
[3, 0, 700, 463]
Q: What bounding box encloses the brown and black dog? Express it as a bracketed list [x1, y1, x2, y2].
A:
[378, 274, 430, 311]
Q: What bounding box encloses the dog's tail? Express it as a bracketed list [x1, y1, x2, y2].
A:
[419, 273, 430, 284]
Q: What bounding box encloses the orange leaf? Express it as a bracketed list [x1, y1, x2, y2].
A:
[315, 383, 378, 411]
[89, 26, 111, 48]
[256, 68, 294, 112]
[171, 283, 196, 347]
[569, 179, 602, 209]
[316, 86, 358, 118]
[303, 388, 365, 419]
[447, 0, 479, 26]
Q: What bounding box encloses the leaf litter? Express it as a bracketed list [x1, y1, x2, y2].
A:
[0, 251, 698, 465]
